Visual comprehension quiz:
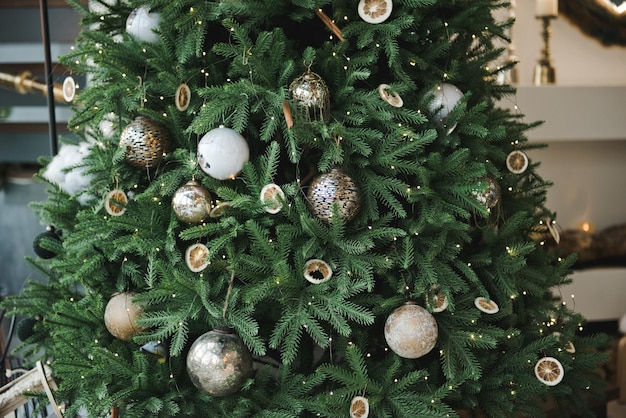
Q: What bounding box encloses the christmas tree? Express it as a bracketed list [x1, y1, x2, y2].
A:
[2, 0, 609, 416]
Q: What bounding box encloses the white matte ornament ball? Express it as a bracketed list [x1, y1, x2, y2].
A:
[428, 83, 463, 133]
[384, 301, 438, 359]
[104, 292, 144, 341]
[126, 7, 161, 44]
[198, 126, 250, 180]
[186, 328, 253, 396]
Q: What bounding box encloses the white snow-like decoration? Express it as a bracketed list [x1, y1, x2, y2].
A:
[42, 142, 94, 205]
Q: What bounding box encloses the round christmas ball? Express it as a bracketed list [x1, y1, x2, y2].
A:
[104, 292, 144, 341]
[126, 6, 161, 43]
[307, 168, 361, 224]
[119, 117, 172, 169]
[186, 327, 253, 397]
[197, 126, 249, 180]
[471, 176, 501, 210]
[384, 301, 438, 359]
[172, 180, 212, 224]
[33, 227, 61, 259]
[16, 317, 38, 341]
[427, 83, 463, 133]
[289, 71, 330, 122]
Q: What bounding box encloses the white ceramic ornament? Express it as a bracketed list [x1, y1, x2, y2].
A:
[428, 83, 463, 133]
[197, 126, 250, 180]
[126, 7, 161, 44]
[358, 0, 393, 24]
[384, 301, 438, 359]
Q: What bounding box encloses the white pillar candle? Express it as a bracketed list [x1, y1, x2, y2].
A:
[535, 0, 558, 17]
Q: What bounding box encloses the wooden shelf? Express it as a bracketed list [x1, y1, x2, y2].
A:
[499, 86, 626, 142]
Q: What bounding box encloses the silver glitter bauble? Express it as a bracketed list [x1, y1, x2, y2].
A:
[289, 71, 330, 122]
[186, 327, 253, 397]
[384, 301, 438, 359]
[471, 176, 501, 210]
[307, 168, 361, 224]
[119, 117, 171, 169]
[171, 180, 212, 224]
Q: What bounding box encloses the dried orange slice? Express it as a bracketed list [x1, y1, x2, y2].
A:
[304, 259, 332, 284]
[349, 396, 369, 418]
[474, 297, 499, 314]
[431, 292, 449, 313]
[535, 356, 564, 386]
[185, 243, 209, 272]
[175, 83, 191, 112]
[377, 84, 403, 108]
[260, 183, 285, 214]
[209, 201, 232, 218]
[105, 189, 128, 216]
[506, 150, 529, 174]
[358, 0, 393, 24]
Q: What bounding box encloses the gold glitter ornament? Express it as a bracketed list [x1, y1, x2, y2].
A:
[186, 327, 253, 396]
[119, 117, 172, 169]
[289, 70, 330, 122]
[104, 292, 144, 341]
[384, 301, 438, 359]
[307, 168, 361, 224]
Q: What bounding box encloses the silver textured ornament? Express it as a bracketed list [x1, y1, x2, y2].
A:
[119, 117, 172, 169]
[186, 327, 253, 397]
[427, 83, 463, 134]
[471, 176, 501, 210]
[289, 70, 330, 122]
[384, 301, 438, 359]
[172, 180, 212, 224]
[307, 168, 361, 224]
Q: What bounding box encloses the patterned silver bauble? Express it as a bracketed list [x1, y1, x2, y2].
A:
[119, 117, 171, 169]
[171, 180, 212, 224]
[471, 176, 501, 210]
[289, 71, 330, 122]
[384, 301, 438, 359]
[186, 327, 253, 397]
[307, 168, 361, 224]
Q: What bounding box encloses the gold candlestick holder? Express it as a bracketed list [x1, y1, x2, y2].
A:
[533, 16, 556, 85]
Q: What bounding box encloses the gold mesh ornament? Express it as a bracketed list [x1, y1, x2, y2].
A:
[119, 116, 172, 169]
[289, 70, 330, 122]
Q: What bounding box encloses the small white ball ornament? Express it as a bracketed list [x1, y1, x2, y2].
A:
[384, 301, 438, 359]
[427, 83, 463, 133]
[197, 126, 250, 180]
[126, 7, 161, 44]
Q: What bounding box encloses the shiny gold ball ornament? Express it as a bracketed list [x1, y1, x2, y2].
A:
[172, 180, 212, 224]
[471, 176, 501, 210]
[384, 301, 438, 359]
[289, 70, 330, 122]
[427, 83, 463, 134]
[186, 327, 253, 397]
[119, 116, 171, 169]
[197, 126, 250, 180]
[307, 168, 361, 224]
[104, 292, 144, 341]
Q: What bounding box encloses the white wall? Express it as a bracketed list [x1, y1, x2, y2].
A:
[510, 1, 626, 86]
